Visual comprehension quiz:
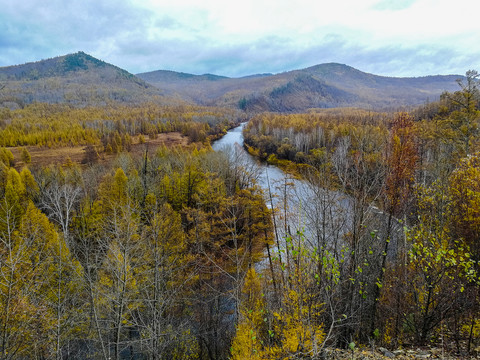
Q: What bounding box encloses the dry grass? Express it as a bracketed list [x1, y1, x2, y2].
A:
[10, 132, 188, 169]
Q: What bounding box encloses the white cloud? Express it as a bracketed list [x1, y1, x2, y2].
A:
[0, 0, 479, 76]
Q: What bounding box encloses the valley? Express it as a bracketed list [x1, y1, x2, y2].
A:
[0, 53, 479, 360]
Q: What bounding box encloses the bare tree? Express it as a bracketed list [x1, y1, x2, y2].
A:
[332, 134, 386, 345]
[40, 181, 82, 248]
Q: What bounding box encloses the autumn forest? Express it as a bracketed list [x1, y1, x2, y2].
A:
[1, 54, 480, 359]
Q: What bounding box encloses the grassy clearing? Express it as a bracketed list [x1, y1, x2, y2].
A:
[9, 132, 188, 169]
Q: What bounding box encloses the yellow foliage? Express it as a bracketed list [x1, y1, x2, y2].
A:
[273, 289, 325, 357]
[231, 322, 263, 360]
[0, 147, 14, 167]
[172, 328, 200, 360]
[462, 318, 480, 338]
[20, 167, 39, 200]
[0, 202, 83, 358]
[232, 267, 325, 359]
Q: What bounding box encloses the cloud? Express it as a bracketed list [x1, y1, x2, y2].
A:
[0, 0, 150, 62]
[372, 0, 417, 11]
[0, 0, 478, 77]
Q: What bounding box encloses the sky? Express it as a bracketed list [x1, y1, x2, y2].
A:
[0, 0, 479, 78]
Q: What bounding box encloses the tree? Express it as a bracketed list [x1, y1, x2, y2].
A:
[0, 168, 26, 231]
[20, 148, 31, 164]
[0, 202, 83, 359]
[90, 203, 141, 360]
[231, 232, 329, 359]
[446, 70, 480, 156]
[379, 177, 479, 349]
[404, 203, 476, 345]
[371, 113, 417, 335]
[82, 144, 100, 165]
[20, 167, 39, 202]
[332, 133, 386, 344]
[40, 181, 82, 249]
[230, 268, 266, 360]
[97, 168, 129, 213]
[448, 152, 480, 260]
[135, 202, 196, 359]
[0, 148, 14, 168]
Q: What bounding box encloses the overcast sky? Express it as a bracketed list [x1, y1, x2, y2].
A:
[0, 0, 479, 77]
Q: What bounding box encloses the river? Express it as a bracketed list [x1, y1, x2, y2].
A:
[212, 122, 402, 258]
[212, 123, 285, 186]
[212, 123, 354, 253]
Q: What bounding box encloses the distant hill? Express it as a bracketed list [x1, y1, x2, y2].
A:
[0, 52, 463, 111]
[0, 52, 166, 108]
[138, 63, 462, 111]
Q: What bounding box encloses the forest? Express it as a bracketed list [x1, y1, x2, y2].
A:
[0, 70, 479, 359]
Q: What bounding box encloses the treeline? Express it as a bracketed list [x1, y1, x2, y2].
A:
[244, 108, 388, 168]
[236, 71, 480, 354]
[0, 102, 246, 148]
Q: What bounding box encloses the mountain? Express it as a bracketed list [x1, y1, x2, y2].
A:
[0, 52, 165, 108]
[0, 52, 463, 111]
[137, 63, 462, 111]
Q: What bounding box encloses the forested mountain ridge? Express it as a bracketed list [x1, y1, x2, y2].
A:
[0, 52, 462, 111]
[138, 62, 462, 111]
[0, 51, 134, 81]
[0, 52, 166, 107]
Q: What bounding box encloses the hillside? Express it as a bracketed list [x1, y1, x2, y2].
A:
[0, 53, 463, 111]
[138, 63, 462, 111]
[0, 52, 165, 108]
[136, 69, 276, 105]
